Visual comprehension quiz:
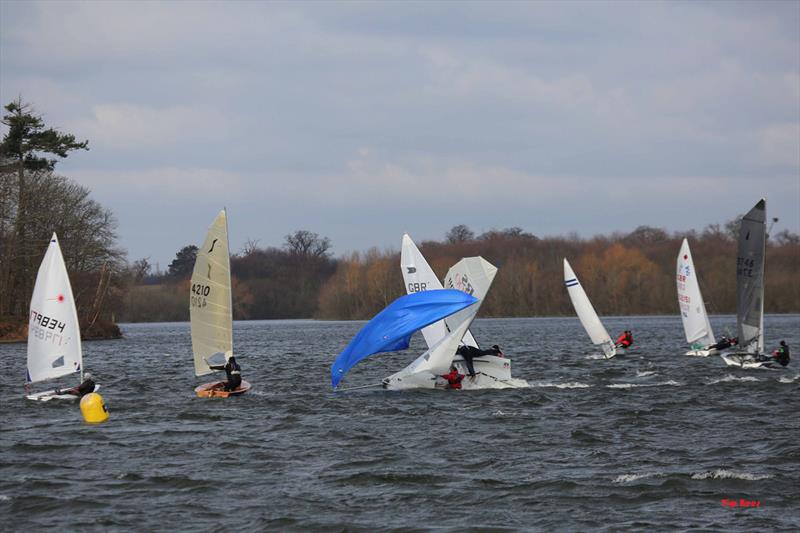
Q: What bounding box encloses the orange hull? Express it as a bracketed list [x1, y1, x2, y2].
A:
[195, 380, 252, 398]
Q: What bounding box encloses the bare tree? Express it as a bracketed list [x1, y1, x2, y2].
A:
[284, 230, 332, 258]
[445, 224, 474, 244]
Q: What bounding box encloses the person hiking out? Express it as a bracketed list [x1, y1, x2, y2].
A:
[455, 344, 504, 377]
[208, 356, 242, 391]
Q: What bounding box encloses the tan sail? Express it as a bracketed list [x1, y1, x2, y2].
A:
[190, 210, 233, 376]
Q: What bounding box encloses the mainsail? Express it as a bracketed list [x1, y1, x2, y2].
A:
[27, 233, 83, 384]
[443, 256, 497, 337]
[563, 258, 616, 358]
[677, 238, 715, 347]
[736, 199, 766, 355]
[190, 210, 233, 377]
[401, 234, 478, 348]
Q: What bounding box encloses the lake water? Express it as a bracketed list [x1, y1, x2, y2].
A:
[1, 315, 799, 531]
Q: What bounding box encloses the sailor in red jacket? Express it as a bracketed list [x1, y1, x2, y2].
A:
[615, 330, 633, 349]
[440, 365, 464, 389]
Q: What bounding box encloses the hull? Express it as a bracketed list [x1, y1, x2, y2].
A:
[195, 380, 251, 398]
[26, 384, 101, 402]
[720, 353, 774, 369]
[384, 355, 528, 390]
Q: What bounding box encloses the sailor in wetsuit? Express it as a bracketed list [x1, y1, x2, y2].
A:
[615, 330, 633, 349]
[54, 372, 96, 397]
[708, 335, 737, 351]
[440, 365, 464, 389]
[455, 344, 504, 378]
[771, 341, 790, 366]
[209, 356, 242, 391]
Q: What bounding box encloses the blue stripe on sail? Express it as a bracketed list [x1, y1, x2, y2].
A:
[565, 279, 579, 287]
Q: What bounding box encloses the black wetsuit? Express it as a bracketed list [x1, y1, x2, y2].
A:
[774, 345, 790, 367]
[56, 378, 95, 397]
[456, 345, 502, 377]
[710, 338, 733, 351]
[210, 360, 242, 391]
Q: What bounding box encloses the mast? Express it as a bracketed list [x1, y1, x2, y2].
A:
[224, 207, 234, 358]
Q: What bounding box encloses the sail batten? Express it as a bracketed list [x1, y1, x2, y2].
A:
[190, 210, 233, 377]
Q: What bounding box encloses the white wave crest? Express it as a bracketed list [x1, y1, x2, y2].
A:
[0, 495, 9, 501]
[691, 469, 772, 481]
[613, 472, 662, 483]
[778, 375, 799, 383]
[707, 374, 760, 385]
[584, 354, 607, 360]
[533, 381, 591, 389]
[606, 380, 681, 389]
[636, 370, 657, 377]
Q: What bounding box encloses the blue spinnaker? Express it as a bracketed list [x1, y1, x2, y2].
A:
[331, 289, 478, 389]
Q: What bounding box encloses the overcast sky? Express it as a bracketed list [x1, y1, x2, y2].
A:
[2, 0, 798, 269]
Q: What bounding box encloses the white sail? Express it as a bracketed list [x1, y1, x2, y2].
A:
[400, 234, 478, 348]
[677, 238, 715, 346]
[383, 303, 479, 389]
[190, 210, 233, 377]
[27, 233, 83, 384]
[443, 256, 497, 337]
[563, 258, 616, 358]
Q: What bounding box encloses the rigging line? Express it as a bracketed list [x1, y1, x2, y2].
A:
[474, 371, 526, 388]
[334, 382, 383, 392]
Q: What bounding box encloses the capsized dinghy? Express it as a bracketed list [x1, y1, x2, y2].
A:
[331, 289, 478, 390]
[720, 199, 776, 369]
[677, 238, 718, 356]
[190, 210, 251, 396]
[401, 234, 528, 388]
[25, 233, 98, 401]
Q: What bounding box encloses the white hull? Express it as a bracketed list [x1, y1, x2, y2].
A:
[720, 353, 774, 369]
[685, 348, 719, 357]
[384, 355, 528, 390]
[26, 384, 101, 402]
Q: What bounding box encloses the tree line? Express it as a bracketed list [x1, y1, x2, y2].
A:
[1, 99, 798, 341]
[125, 220, 799, 323]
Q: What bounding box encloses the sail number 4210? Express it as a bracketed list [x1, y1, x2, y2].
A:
[191, 283, 211, 308]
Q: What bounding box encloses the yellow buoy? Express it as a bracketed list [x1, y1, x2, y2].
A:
[80, 392, 109, 424]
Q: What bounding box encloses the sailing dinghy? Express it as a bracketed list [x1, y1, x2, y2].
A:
[399, 234, 528, 388]
[331, 290, 478, 390]
[190, 210, 251, 397]
[25, 233, 98, 401]
[677, 238, 718, 356]
[563, 258, 617, 359]
[720, 199, 775, 369]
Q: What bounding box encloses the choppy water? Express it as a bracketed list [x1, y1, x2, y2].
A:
[1, 315, 799, 531]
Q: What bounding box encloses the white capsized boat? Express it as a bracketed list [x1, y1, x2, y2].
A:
[398, 234, 528, 389]
[677, 238, 718, 356]
[190, 210, 251, 396]
[720, 199, 776, 369]
[563, 258, 617, 359]
[25, 233, 96, 401]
